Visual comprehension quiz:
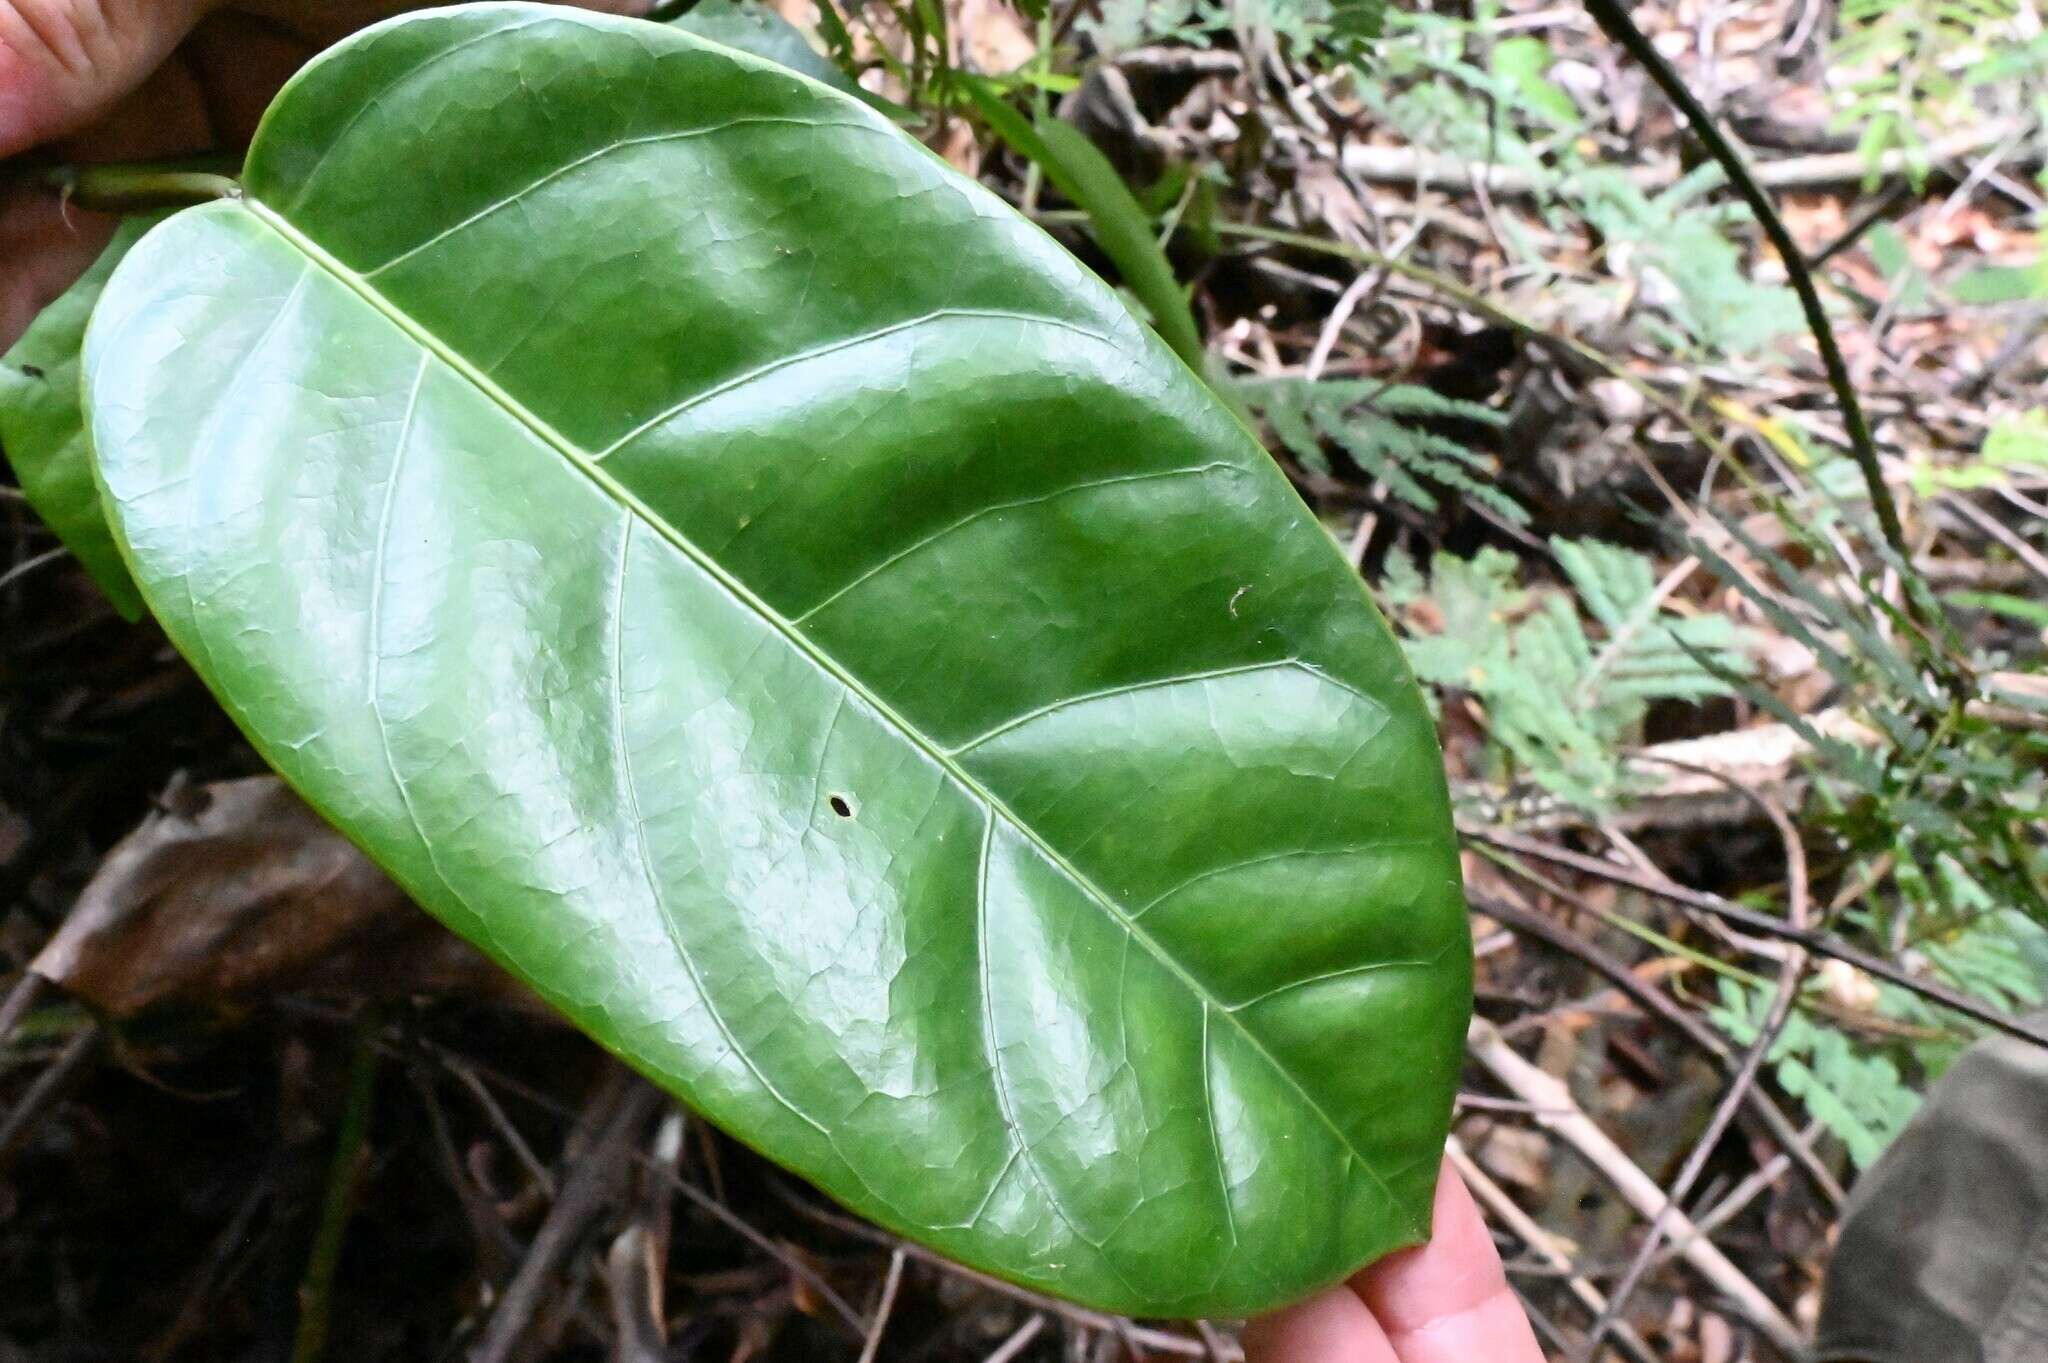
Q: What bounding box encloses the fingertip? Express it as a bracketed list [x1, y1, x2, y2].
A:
[1350, 1158, 1504, 1328]
[0, 36, 55, 157]
[1349, 1157, 1545, 1363]
[0, 0, 209, 157]
[1242, 1283, 1400, 1363]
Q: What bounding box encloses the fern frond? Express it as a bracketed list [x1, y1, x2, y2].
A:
[1387, 539, 1750, 810]
[1236, 377, 1527, 523]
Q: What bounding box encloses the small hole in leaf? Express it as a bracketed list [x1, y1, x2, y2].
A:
[19, 365, 43, 380]
[829, 794, 854, 819]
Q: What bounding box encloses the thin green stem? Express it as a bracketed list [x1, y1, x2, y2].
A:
[291, 1010, 382, 1363]
[30, 161, 238, 210]
[1577, 0, 1909, 560]
[1472, 843, 1771, 990]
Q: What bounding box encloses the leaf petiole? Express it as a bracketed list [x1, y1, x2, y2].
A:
[29, 163, 239, 212]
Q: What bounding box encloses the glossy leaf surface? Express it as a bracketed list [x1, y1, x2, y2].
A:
[83, 5, 1469, 1316]
[2, 215, 157, 618]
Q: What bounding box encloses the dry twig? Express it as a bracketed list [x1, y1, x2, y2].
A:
[1581, 781, 1811, 1355]
[469, 1078, 661, 1363]
[1465, 1018, 1805, 1355]
[1469, 828, 2048, 1048]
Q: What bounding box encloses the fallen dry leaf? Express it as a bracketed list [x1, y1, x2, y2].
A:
[32, 776, 535, 1018]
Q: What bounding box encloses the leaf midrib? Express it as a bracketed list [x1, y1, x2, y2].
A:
[238, 194, 1399, 1211]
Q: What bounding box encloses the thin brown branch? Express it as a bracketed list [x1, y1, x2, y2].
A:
[1474, 892, 1844, 1207]
[0, 973, 47, 1049]
[468, 1078, 660, 1363]
[983, 1314, 1047, 1363]
[1578, 0, 1918, 587]
[1465, 1019, 1806, 1356]
[1316, 120, 2031, 196]
[1582, 784, 1811, 1355]
[406, 1036, 869, 1336]
[1468, 827, 2048, 1048]
[857, 1248, 907, 1363]
[0, 1023, 99, 1164]
[779, 1185, 1240, 1361]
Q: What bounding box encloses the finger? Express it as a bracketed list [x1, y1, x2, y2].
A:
[0, 0, 217, 157]
[1243, 1281, 1401, 1363]
[1349, 1158, 1545, 1363]
[0, 23, 216, 353]
[3, 0, 656, 160]
[228, 0, 653, 52]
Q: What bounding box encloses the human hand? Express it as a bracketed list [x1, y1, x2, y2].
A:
[0, 0, 644, 347]
[1243, 1159, 1545, 1363]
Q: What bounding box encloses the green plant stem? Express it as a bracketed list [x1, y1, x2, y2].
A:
[30, 162, 238, 210]
[1577, 0, 1908, 561]
[291, 1011, 381, 1363]
[1472, 844, 1771, 991]
[968, 82, 1206, 374]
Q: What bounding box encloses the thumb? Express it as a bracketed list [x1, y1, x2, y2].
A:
[0, 0, 213, 157]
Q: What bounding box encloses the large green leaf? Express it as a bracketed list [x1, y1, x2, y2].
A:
[82, 4, 1468, 1316]
[1, 215, 159, 619]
